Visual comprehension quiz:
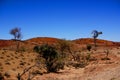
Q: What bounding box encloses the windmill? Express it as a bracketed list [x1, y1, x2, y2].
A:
[91, 30, 102, 47]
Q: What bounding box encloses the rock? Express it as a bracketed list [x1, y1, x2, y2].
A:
[0, 73, 4, 80]
[4, 70, 18, 78]
[4, 71, 11, 78]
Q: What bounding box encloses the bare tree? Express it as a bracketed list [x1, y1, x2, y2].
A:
[17, 63, 39, 80]
[91, 30, 102, 47]
[57, 39, 76, 61]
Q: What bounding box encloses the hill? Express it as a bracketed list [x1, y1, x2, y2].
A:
[0, 37, 120, 80]
[0, 37, 119, 49]
[73, 38, 118, 46]
[26, 37, 60, 45]
[0, 39, 15, 48]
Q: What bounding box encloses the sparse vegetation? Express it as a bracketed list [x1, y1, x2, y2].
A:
[17, 63, 41, 80]
[86, 44, 92, 51]
[104, 49, 109, 58]
[56, 39, 70, 58]
[34, 44, 65, 72]
[86, 52, 91, 61]
[0, 36, 120, 80]
[101, 49, 110, 60]
[33, 45, 41, 53]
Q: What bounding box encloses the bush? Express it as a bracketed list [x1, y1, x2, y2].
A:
[86, 52, 91, 61]
[19, 46, 26, 52]
[33, 45, 41, 53]
[34, 44, 65, 72]
[86, 44, 92, 51]
[0, 73, 4, 80]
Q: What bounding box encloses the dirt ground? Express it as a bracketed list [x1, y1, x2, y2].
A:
[33, 47, 120, 80]
[1, 47, 120, 80]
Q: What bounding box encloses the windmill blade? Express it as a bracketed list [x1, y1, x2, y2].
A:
[98, 32, 102, 34]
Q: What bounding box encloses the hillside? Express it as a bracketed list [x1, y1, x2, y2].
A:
[0, 37, 119, 48]
[0, 39, 15, 48]
[0, 37, 120, 80]
[73, 38, 117, 46]
[26, 37, 60, 45]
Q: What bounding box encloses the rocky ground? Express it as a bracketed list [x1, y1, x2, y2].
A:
[0, 47, 120, 80]
[32, 47, 120, 80]
[0, 38, 120, 80]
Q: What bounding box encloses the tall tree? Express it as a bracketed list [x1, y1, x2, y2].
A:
[10, 27, 22, 40]
[10, 27, 22, 51]
[91, 30, 102, 47]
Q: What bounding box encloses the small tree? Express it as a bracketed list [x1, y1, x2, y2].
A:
[86, 44, 92, 51]
[34, 44, 64, 72]
[57, 39, 79, 61]
[10, 27, 22, 51]
[57, 39, 69, 58]
[33, 45, 41, 53]
[10, 27, 22, 40]
[91, 30, 102, 47]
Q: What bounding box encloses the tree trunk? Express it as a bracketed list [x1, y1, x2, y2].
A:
[94, 38, 97, 47]
[16, 40, 20, 52]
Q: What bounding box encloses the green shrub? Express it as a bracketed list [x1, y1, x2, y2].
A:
[34, 44, 65, 72]
[86, 44, 92, 51]
[33, 45, 41, 53]
[86, 52, 91, 61]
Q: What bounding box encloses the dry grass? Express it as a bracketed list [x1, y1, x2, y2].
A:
[0, 37, 120, 80]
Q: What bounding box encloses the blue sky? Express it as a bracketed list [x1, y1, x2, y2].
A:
[0, 0, 120, 41]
